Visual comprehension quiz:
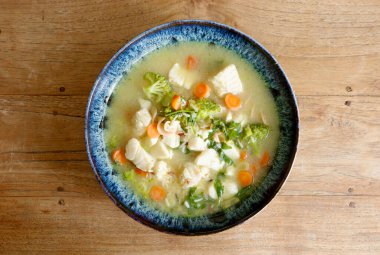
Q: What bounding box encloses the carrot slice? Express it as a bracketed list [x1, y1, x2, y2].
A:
[224, 94, 241, 110]
[238, 170, 253, 187]
[186, 55, 197, 70]
[240, 150, 247, 161]
[260, 151, 270, 167]
[135, 168, 148, 177]
[146, 122, 159, 138]
[111, 149, 127, 165]
[193, 82, 210, 98]
[171, 95, 181, 110]
[149, 185, 166, 201]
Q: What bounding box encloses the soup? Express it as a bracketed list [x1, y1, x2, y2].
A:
[105, 42, 279, 216]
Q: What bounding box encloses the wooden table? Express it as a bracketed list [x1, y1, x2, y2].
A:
[1, 1, 379, 254]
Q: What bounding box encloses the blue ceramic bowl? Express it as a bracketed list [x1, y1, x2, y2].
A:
[85, 20, 299, 235]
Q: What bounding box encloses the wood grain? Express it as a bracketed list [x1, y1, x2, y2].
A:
[0, 0, 379, 254]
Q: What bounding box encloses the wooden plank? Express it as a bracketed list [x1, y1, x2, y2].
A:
[0, 196, 378, 254]
[0, 1, 379, 96]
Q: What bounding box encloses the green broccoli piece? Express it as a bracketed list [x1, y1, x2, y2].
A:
[143, 72, 173, 104]
[189, 98, 221, 120]
[243, 123, 269, 145]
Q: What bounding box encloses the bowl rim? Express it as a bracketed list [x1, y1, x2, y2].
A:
[85, 19, 299, 235]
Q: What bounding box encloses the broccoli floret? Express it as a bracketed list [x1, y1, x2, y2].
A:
[189, 98, 221, 120]
[243, 123, 269, 145]
[143, 72, 173, 104]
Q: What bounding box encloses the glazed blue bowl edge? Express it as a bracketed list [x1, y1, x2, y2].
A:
[85, 19, 299, 235]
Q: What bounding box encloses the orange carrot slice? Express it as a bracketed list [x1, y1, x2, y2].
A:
[186, 55, 197, 70]
[238, 170, 253, 187]
[240, 150, 247, 161]
[135, 168, 148, 177]
[146, 122, 159, 138]
[260, 151, 270, 167]
[171, 95, 181, 110]
[149, 185, 166, 201]
[224, 94, 241, 110]
[193, 82, 210, 98]
[111, 149, 127, 165]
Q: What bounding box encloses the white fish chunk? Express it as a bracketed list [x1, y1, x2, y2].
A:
[187, 136, 207, 151]
[181, 163, 203, 189]
[168, 63, 194, 90]
[222, 141, 240, 161]
[222, 179, 239, 199]
[133, 108, 151, 136]
[162, 134, 180, 148]
[208, 183, 218, 200]
[225, 165, 237, 177]
[195, 149, 223, 171]
[150, 141, 173, 159]
[138, 98, 152, 109]
[125, 138, 155, 172]
[210, 64, 243, 97]
[154, 161, 174, 187]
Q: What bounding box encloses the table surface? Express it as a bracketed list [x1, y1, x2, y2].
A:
[1, 0, 379, 254]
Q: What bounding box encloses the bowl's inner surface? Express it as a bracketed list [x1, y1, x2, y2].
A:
[86, 20, 298, 235]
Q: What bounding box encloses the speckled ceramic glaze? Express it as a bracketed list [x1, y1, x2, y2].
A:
[85, 20, 299, 235]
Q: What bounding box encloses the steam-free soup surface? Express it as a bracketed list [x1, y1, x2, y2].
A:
[105, 42, 279, 216]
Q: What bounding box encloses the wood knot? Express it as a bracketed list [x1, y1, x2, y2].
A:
[344, 101, 351, 106]
[347, 187, 354, 193]
[59, 87, 65, 92]
[58, 199, 65, 206]
[349, 201, 356, 208]
[57, 186, 64, 192]
[345, 86, 352, 92]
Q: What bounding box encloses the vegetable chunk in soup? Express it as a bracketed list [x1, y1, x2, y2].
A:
[105, 42, 279, 216]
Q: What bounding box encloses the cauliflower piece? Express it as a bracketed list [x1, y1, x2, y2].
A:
[154, 161, 174, 187]
[133, 108, 151, 136]
[162, 134, 180, 148]
[187, 136, 207, 152]
[168, 63, 194, 90]
[195, 149, 223, 171]
[210, 64, 243, 97]
[150, 141, 173, 159]
[223, 141, 240, 161]
[222, 179, 239, 199]
[125, 138, 155, 172]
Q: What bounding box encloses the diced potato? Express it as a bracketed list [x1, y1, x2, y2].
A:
[210, 64, 243, 97]
[168, 63, 194, 90]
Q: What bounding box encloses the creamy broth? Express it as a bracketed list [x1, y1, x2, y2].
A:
[105, 42, 279, 216]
